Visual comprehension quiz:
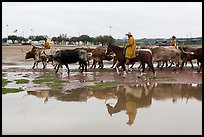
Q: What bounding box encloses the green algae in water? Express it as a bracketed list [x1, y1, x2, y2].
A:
[51, 79, 66, 87]
[149, 76, 176, 81]
[2, 73, 7, 77]
[33, 77, 66, 87]
[33, 77, 55, 84]
[88, 81, 117, 89]
[2, 87, 24, 94]
[2, 78, 12, 87]
[15, 79, 29, 84]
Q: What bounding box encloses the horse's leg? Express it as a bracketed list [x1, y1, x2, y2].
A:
[115, 61, 121, 76]
[137, 62, 142, 70]
[110, 60, 116, 68]
[138, 62, 146, 78]
[122, 64, 127, 78]
[130, 62, 135, 69]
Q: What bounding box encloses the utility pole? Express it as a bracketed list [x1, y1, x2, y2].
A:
[6, 25, 9, 39]
[109, 26, 112, 36]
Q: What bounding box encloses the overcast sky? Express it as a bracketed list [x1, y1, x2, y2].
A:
[2, 2, 202, 39]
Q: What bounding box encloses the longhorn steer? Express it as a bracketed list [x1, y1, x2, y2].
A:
[25, 46, 47, 69]
[48, 49, 88, 75]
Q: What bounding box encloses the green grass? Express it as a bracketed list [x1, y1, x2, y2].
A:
[87, 81, 117, 89]
[50, 79, 67, 87]
[33, 76, 66, 88]
[149, 76, 176, 81]
[2, 87, 24, 94]
[33, 77, 55, 84]
[2, 78, 12, 87]
[2, 73, 7, 77]
[15, 79, 29, 84]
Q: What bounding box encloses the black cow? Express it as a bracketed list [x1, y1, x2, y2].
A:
[48, 49, 88, 75]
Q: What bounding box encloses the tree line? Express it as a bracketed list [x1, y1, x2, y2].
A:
[2, 35, 115, 46]
[2, 34, 202, 46]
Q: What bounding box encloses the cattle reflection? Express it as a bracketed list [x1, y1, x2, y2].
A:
[26, 83, 202, 125]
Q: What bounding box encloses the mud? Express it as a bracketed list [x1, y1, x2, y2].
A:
[2, 45, 202, 90]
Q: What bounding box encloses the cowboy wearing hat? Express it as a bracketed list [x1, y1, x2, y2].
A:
[124, 32, 136, 70]
[170, 36, 177, 47]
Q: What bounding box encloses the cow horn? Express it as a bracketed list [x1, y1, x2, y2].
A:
[87, 52, 92, 56]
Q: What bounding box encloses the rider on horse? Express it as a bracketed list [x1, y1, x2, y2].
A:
[124, 32, 136, 71]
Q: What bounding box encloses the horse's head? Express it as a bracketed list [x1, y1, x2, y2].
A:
[106, 44, 114, 55]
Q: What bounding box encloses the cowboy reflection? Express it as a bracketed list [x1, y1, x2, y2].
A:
[106, 84, 153, 126]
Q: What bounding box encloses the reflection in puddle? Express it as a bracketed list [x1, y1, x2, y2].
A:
[25, 83, 202, 127]
[2, 71, 202, 134]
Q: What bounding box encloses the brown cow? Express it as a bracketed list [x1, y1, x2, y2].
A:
[25, 46, 47, 69]
[179, 47, 202, 72]
[182, 46, 200, 68]
[89, 45, 113, 69]
[151, 46, 182, 71]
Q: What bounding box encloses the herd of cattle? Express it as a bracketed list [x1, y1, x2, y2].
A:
[22, 44, 202, 77]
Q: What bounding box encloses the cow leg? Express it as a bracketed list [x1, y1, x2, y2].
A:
[148, 62, 156, 78]
[90, 59, 96, 69]
[84, 61, 88, 72]
[99, 60, 104, 69]
[190, 60, 194, 68]
[180, 61, 184, 70]
[197, 62, 202, 72]
[165, 61, 168, 67]
[64, 64, 70, 75]
[156, 61, 160, 68]
[141, 62, 146, 73]
[32, 61, 37, 69]
[42, 61, 47, 69]
[197, 60, 200, 67]
[55, 64, 61, 73]
[160, 61, 164, 70]
[174, 62, 179, 71]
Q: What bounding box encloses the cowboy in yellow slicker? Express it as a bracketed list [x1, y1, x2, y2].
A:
[170, 36, 177, 48]
[44, 37, 51, 49]
[124, 32, 136, 71]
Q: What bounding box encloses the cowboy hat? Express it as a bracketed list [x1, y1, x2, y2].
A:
[126, 32, 132, 36]
[172, 36, 176, 39]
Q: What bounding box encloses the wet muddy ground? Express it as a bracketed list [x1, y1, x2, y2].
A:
[2, 45, 202, 135]
[2, 45, 202, 85]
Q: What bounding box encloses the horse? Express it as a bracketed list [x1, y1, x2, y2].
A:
[106, 44, 156, 78]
